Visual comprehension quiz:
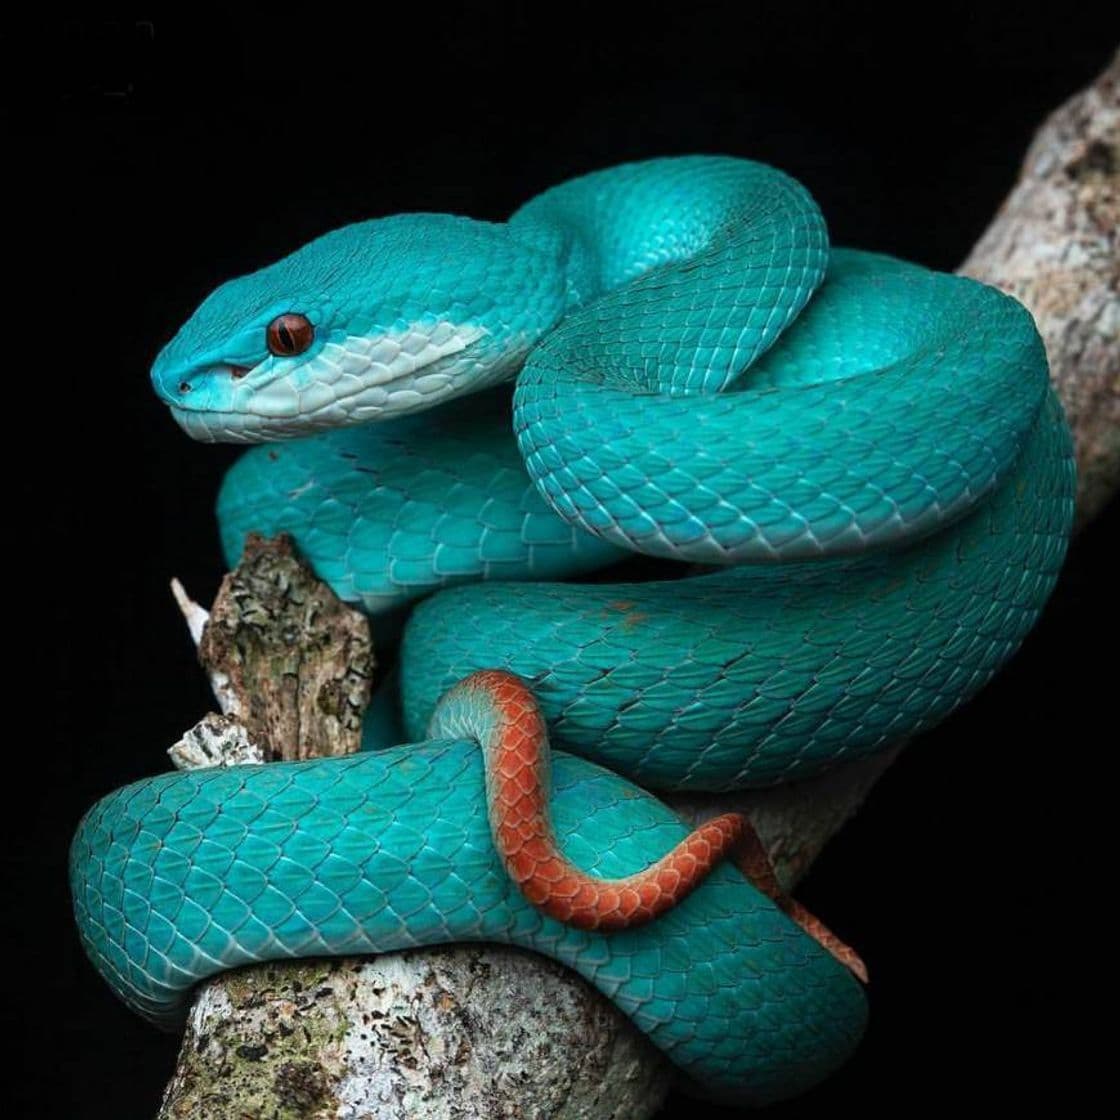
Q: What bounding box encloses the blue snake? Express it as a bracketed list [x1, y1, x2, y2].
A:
[70, 157, 1075, 1105]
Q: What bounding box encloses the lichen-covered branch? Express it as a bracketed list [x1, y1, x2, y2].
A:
[157, 57, 1120, 1120]
[158, 951, 671, 1120]
[960, 49, 1118, 527]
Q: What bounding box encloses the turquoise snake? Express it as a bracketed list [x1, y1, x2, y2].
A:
[70, 156, 1075, 1105]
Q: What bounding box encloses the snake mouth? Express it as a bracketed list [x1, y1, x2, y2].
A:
[166, 400, 340, 444]
[166, 405, 271, 443]
[165, 373, 413, 443]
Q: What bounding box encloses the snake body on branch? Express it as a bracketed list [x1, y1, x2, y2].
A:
[70, 157, 1075, 1105]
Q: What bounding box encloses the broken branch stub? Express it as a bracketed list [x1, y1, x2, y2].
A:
[197, 532, 376, 761]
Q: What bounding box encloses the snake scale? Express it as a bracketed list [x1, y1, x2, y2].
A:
[70, 157, 1075, 1105]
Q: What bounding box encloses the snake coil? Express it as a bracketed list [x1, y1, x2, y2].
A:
[72, 157, 1075, 1105]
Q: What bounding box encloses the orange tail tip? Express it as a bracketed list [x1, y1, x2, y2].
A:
[446, 670, 868, 976]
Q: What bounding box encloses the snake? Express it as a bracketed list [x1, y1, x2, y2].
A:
[70, 156, 1075, 1106]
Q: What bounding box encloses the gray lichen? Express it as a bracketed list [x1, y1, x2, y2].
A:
[168, 712, 266, 771]
[158, 961, 350, 1120]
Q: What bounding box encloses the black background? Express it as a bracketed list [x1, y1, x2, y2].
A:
[10, 10, 1116, 1118]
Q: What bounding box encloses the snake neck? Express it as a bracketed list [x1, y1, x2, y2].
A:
[510, 156, 829, 395]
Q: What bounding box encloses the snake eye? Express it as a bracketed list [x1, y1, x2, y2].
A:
[266, 313, 314, 357]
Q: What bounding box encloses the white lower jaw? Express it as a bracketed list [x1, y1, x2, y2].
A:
[169, 406, 305, 444]
[169, 345, 530, 443]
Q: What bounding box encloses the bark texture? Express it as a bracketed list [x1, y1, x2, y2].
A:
[157, 56, 1120, 1120]
[198, 532, 375, 761]
[159, 952, 670, 1120]
[960, 49, 1118, 528]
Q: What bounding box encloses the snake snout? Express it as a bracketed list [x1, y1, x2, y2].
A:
[150, 350, 287, 442]
[169, 367, 245, 399]
[150, 350, 192, 406]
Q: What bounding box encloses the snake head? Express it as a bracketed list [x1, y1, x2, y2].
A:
[152, 213, 566, 443]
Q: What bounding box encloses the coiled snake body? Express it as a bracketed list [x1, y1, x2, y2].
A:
[71, 157, 1075, 1105]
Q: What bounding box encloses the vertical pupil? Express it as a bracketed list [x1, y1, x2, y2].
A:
[268, 313, 311, 356]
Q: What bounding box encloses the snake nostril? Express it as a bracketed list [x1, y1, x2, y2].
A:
[178, 381, 192, 394]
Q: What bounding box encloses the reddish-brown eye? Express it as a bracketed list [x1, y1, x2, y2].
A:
[266, 313, 314, 357]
